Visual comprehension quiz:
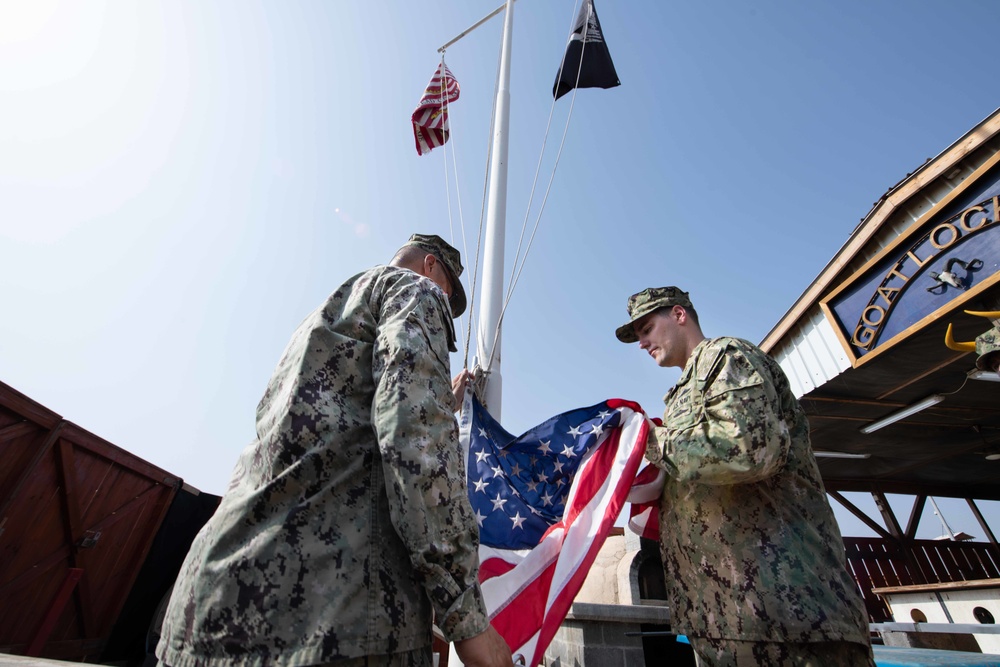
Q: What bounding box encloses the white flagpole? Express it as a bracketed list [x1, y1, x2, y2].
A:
[447, 3, 513, 665]
[477, 0, 514, 420]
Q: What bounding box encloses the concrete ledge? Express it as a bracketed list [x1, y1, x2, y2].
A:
[565, 602, 671, 624]
[0, 655, 88, 667]
[873, 623, 1000, 635]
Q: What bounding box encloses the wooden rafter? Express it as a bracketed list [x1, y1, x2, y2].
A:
[828, 490, 892, 540]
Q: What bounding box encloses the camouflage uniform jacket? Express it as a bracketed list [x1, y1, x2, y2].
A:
[645, 337, 869, 644]
[156, 266, 490, 667]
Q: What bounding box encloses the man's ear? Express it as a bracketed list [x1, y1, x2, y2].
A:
[420, 253, 435, 277]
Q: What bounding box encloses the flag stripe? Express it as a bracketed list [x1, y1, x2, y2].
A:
[533, 436, 624, 663]
[489, 429, 619, 656]
[491, 553, 556, 650]
[463, 395, 650, 665]
[412, 63, 460, 156]
[532, 415, 648, 665]
[479, 556, 518, 580]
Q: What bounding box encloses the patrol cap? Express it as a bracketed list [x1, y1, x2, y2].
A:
[403, 233, 467, 318]
[975, 326, 1000, 370]
[615, 286, 693, 343]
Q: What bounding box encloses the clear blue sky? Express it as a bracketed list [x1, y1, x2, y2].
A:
[2, 0, 998, 538]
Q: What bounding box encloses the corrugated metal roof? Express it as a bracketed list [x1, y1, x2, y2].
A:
[774, 310, 848, 398]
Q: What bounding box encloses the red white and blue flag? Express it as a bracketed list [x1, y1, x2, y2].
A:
[459, 393, 651, 666]
[627, 463, 665, 541]
[412, 62, 460, 156]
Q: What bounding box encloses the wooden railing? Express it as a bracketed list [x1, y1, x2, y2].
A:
[844, 537, 1000, 622]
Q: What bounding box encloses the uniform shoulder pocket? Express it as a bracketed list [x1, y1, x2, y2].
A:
[701, 340, 765, 403]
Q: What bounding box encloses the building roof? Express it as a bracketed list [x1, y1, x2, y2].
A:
[762, 108, 1000, 500]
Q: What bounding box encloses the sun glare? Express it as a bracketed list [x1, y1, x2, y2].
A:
[0, 0, 59, 47]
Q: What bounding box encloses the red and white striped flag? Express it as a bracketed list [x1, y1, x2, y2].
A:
[412, 62, 460, 156]
[460, 394, 651, 666]
[627, 463, 665, 541]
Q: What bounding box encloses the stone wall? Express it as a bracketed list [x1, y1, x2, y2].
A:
[543, 602, 672, 667]
[541, 527, 697, 666]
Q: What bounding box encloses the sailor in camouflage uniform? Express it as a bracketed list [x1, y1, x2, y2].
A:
[616, 287, 874, 667]
[157, 235, 513, 667]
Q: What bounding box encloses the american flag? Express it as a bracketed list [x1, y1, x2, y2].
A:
[411, 62, 460, 156]
[459, 393, 650, 666]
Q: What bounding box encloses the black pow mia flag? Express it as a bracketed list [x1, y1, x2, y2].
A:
[552, 0, 620, 100]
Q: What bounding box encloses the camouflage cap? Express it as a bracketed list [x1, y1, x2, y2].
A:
[615, 286, 693, 343]
[976, 326, 1000, 370]
[403, 233, 467, 318]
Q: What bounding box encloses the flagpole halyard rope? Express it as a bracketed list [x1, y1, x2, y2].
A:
[429, 0, 526, 377]
[500, 0, 584, 310]
[441, 54, 454, 250]
[470, 16, 511, 375]
[479, 0, 589, 376]
[438, 53, 476, 366]
[502, 0, 582, 302]
[448, 103, 480, 368]
[448, 0, 616, 382]
[502, 2, 590, 308]
[462, 23, 507, 373]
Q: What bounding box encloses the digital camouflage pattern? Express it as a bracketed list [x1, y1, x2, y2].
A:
[156, 266, 489, 667]
[690, 636, 875, 666]
[645, 337, 871, 647]
[976, 326, 1000, 370]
